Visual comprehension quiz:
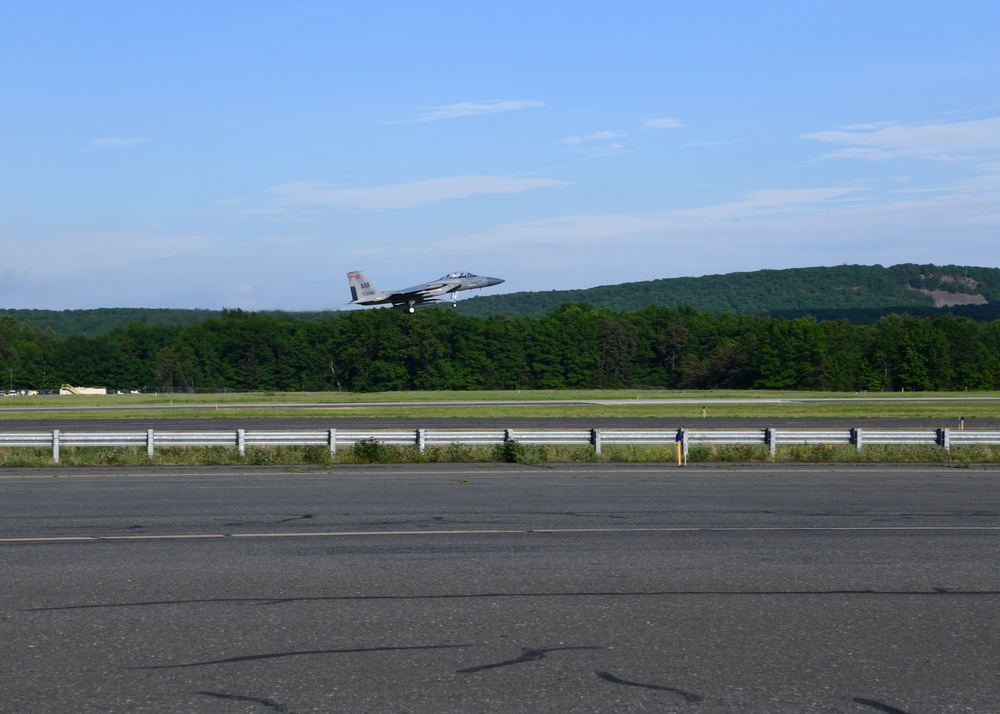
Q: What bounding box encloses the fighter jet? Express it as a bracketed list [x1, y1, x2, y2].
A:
[347, 271, 505, 313]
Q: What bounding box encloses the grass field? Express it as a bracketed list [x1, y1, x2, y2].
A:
[2, 390, 998, 465]
[0, 390, 1000, 420]
[2, 389, 1000, 421]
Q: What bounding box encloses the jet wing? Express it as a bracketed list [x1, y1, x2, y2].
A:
[387, 279, 462, 302]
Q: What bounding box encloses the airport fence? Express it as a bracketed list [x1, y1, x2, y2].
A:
[2, 427, 1000, 463]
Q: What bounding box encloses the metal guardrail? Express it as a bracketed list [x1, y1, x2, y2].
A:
[1, 427, 999, 463]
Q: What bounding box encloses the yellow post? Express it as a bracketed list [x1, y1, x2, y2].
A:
[676, 441, 682, 466]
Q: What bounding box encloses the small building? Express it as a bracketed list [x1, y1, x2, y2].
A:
[59, 385, 108, 395]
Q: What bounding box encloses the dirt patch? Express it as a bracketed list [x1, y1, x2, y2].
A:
[913, 288, 988, 307]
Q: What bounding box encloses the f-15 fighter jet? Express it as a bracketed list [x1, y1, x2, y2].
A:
[347, 271, 505, 313]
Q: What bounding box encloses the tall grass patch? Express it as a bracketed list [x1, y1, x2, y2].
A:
[686, 444, 771, 462]
[491, 440, 549, 465]
[349, 438, 417, 464]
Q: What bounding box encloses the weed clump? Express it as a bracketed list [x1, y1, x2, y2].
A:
[492, 439, 548, 465]
[350, 438, 413, 464]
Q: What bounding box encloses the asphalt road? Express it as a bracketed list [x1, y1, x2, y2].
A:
[2, 463, 999, 713]
[0, 415, 997, 432]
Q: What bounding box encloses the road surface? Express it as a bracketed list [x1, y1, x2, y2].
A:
[2, 463, 998, 712]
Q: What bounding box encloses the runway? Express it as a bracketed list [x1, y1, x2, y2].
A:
[0, 415, 995, 432]
[3, 463, 999, 712]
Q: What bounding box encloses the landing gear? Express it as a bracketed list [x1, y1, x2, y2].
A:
[450, 292, 458, 308]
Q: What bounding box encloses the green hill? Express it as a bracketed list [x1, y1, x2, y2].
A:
[0, 308, 223, 338]
[5, 263, 1000, 337]
[0, 307, 339, 338]
[457, 263, 1000, 320]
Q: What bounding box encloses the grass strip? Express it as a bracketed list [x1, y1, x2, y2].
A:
[2, 443, 999, 468]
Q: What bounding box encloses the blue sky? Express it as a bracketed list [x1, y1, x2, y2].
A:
[2, 1, 999, 310]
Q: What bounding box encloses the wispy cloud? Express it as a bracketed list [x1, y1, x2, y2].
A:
[804, 116, 1000, 160]
[1, 231, 212, 275]
[560, 130, 627, 145]
[224, 283, 258, 310]
[463, 192, 1000, 294]
[643, 117, 683, 129]
[87, 137, 152, 149]
[435, 186, 863, 249]
[389, 100, 544, 123]
[0, 264, 28, 297]
[560, 130, 628, 156]
[268, 175, 570, 210]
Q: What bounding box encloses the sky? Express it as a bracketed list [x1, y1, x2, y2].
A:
[2, 1, 999, 311]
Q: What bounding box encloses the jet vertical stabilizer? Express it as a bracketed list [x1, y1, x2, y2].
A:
[347, 271, 383, 304]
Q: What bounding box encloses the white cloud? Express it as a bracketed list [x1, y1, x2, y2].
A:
[224, 284, 258, 310]
[251, 234, 315, 245]
[430, 190, 1000, 295]
[560, 130, 630, 157]
[2, 231, 212, 274]
[561, 130, 626, 144]
[435, 186, 863, 249]
[804, 116, 1000, 160]
[643, 117, 683, 129]
[87, 137, 152, 149]
[268, 175, 570, 210]
[391, 100, 544, 123]
[0, 264, 28, 298]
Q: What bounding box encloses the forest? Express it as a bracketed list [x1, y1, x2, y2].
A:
[458, 263, 1000, 317]
[5, 263, 1000, 338]
[1, 304, 999, 393]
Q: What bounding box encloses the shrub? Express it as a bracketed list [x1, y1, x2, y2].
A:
[353, 437, 385, 463]
[245, 447, 279, 466]
[350, 438, 413, 464]
[492, 439, 548, 465]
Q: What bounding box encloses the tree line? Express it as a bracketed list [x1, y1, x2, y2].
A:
[1, 304, 999, 393]
[459, 263, 1000, 317]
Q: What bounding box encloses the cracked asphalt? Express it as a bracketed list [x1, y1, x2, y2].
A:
[2, 463, 999, 712]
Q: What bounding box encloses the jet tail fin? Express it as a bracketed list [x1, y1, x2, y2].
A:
[347, 271, 380, 303]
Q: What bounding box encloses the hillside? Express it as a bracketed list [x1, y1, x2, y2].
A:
[4, 264, 1000, 337]
[457, 263, 1000, 319]
[0, 308, 337, 338]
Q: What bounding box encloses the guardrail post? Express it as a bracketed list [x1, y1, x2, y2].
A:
[505, 428, 514, 443]
[147, 429, 155, 460]
[52, 429, 60, 464]
[766, 428, 776, 458]
[938, 427, 951, 452]
[417, 428, 426, 453]
[592, 428, 602, 456]
[328, 428, 336, 456]
[237, 429, 246, 457]
[851, 427, 863, 452]
[682, 427, 688, 464]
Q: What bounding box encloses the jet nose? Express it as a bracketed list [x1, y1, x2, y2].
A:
[484, 276, 505, 287]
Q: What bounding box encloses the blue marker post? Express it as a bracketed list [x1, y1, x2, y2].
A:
[675, 427, 685, 466]
[960, 416, 965, 431]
